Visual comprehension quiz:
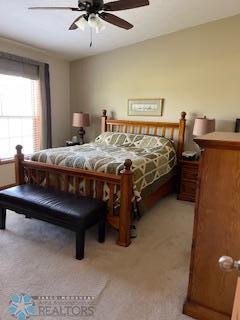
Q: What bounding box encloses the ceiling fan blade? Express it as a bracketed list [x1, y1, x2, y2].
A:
[69, 14, 87, 30]
[28, 7, 81, 11]
[99, 12, 133, 30]
[103, 0, 149, 11]
[69, 23, 78, 30]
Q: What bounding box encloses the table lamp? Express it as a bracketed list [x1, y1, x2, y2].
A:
[193, 116, 215, 157]
[193, 116, 215, 137]
[72, 112, 90, 145]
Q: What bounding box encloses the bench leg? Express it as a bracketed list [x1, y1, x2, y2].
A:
[76, 230, 85, 260]
[0, 208, 6, 230]
[98, 219, 105, 243]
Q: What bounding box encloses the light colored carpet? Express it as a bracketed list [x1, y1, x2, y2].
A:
[0, 195, 194, 320]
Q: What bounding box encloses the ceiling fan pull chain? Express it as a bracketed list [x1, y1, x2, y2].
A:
[90, 28, 93, 48]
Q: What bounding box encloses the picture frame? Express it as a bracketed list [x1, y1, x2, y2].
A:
[235, 119, 240, 132]
[128, 98, 164, 117]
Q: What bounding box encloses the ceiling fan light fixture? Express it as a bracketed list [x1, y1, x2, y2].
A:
[88, 13, 105, 33]
[95, 18, 106, 33]
[88, 13, 98, 29]
[75, 16, 88, 30]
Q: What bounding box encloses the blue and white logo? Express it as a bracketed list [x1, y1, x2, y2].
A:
[8, 294, 36, 320]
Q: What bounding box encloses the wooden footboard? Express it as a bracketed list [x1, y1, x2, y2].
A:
[15, 145, 133, 247]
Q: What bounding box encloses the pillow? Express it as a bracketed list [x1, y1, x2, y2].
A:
[95, 132, 134, 146]
[95, 132, 173, 149]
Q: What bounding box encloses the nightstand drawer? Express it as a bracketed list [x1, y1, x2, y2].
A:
[181, 166, 198, 181]
[178, 159, 199, 202]
[179, 181, 197, 202]
[180, 180, 197, 194]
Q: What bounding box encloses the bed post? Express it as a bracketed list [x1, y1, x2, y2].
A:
[177, 111, 186, 160]
[15, 145, 24, 185]
[101, 109, 107, 133]
[117, 159, 133, 247]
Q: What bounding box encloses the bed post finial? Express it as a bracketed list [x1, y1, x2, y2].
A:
[101, 109, 107, 133]
[181, 111, 187, 120]
[124, 159, 132, 171]
[15, 145, 24, 185]
[177, 111, 187, 160]
[16, 145, 23, 156]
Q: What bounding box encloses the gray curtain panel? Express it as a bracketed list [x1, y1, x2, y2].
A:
[0, 52, 52, 149]
[39, 63, 52, 149]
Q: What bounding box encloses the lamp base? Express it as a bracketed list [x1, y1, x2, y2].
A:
[78, 127, 85, 145]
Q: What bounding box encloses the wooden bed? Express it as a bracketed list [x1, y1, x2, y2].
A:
[14, 110, 186, 247]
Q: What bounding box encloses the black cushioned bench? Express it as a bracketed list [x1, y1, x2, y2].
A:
[0, 184, 106, 260]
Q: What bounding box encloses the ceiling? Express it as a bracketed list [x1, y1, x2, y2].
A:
[1, 0, 240, 61]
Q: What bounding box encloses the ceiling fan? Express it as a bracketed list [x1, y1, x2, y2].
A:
[29, 0, 150, 33]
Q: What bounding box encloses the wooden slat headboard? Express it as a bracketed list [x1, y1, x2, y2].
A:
[101, 110, 187, 160]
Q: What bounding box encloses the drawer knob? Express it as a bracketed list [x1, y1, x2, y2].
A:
[219, 256, 240, 272]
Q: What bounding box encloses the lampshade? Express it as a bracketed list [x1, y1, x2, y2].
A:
[75, 16, 88, 31]
[193, 117, 215, 136]
[86, 14, 104, 32]
[76, 13, 105, 33]
[72, 113, 90, 128]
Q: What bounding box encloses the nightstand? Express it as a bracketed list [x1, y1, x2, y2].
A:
[178, 160, 199, 202]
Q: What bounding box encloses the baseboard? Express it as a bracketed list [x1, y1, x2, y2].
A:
[183, 300, 231, 320]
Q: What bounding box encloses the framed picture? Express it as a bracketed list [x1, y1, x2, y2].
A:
[128, 98, 164, 116]
[235, 119, 240, 132]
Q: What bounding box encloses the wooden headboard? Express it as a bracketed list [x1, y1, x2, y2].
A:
[101, 110, 187, 160]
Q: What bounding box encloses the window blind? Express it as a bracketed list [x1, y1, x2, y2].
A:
[0, 52, 39, 80]
[0, 74, 41, 159]
[0, 52, 52, 152]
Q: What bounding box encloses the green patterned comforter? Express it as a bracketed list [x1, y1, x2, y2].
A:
[32, 132, 177, 200]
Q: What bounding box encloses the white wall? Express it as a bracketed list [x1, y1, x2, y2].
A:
[70, 14, 240, 150]
[0, 37, 71, 187]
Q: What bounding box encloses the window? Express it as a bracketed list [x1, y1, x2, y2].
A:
[0, 74, 40, 159]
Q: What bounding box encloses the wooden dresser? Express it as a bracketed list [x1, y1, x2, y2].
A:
[183, 132, 240, 320]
